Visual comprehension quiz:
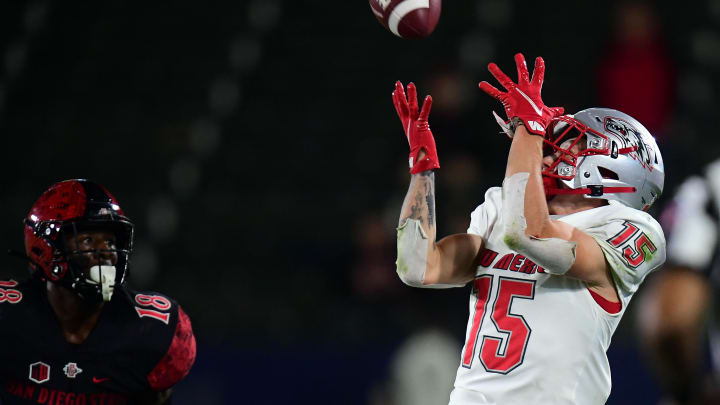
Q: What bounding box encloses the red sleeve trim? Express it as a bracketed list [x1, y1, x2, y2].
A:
[147, 306, 197, 391]
[587, 288, 622, 314]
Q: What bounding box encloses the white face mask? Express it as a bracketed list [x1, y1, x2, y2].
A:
[87, 265, 116, 302]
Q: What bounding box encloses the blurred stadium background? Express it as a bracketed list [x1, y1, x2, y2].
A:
[1, 1, 718, 404]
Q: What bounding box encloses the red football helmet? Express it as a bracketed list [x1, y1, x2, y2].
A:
[24, 179, 134, 300]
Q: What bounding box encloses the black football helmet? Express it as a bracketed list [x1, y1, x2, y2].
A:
[24, 179, 134, 301]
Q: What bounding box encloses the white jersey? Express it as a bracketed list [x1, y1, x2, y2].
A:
[449, 187, 666, 405]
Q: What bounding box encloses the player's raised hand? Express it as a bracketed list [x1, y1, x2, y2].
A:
[392, 81, 439, 174]
[478, 53, 564, 136]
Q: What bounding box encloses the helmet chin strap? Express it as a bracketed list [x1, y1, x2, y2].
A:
[542, 173, 636, 196]
[544, 185, 636, 196]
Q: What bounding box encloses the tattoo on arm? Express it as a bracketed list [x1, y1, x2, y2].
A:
[399, 171, 436, 235]
[426, 178, 435, 228]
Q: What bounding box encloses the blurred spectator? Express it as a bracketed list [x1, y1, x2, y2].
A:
[436, 152, 487, 236]
[389, 328, 459, 405]
[425, 65, 474, 122]
[596, 2, 675, 136]
[636, 159, 720, 404]
[351, 213, 402, 298]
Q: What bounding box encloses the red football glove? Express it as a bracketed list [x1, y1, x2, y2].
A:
[392, 81, 440, 174]
[479, 53, 564, 136]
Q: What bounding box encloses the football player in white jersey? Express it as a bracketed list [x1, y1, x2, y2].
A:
[392, 53, 666, 405]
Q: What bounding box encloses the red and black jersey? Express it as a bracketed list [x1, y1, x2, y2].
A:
[0, 278, 196, 405]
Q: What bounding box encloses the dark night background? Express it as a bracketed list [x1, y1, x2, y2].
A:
[1, 1, 719, 404]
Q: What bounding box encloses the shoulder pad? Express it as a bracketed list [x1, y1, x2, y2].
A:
[146, 306, 196, 390]
[120, 287, 179, 326]
[468, 187, 502, 239]
[582, 205, 666, 294]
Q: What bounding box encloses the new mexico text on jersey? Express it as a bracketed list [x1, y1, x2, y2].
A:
[450, 187, 665, 405]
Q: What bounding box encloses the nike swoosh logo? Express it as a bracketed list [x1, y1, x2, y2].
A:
[92, 377, 111, 384]
[514, 88, 543, 116]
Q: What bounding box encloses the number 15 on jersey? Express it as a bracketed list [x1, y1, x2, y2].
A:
[462, 275, 535, 374]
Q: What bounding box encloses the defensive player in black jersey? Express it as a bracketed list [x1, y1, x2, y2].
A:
[1, 179, 196, 405]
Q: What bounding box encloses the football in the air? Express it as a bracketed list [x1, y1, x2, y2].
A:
[369, 0, 441, 39]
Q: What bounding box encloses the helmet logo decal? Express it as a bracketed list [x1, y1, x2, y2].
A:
[604, 117, 653, 169]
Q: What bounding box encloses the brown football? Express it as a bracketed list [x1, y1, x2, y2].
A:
[369, 0, 441, 39]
